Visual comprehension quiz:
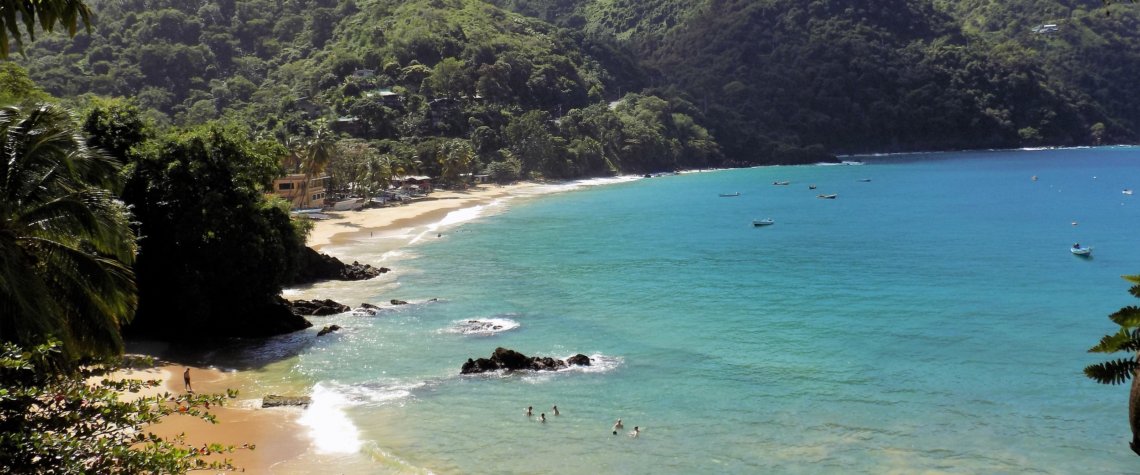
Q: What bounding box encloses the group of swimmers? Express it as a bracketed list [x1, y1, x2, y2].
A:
[525, 405, 641, 437]
[525, 405, 559, 423]
[611, 418, 640, 438]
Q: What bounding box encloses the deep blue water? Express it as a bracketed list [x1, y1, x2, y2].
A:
[276, 147, 1140, 474]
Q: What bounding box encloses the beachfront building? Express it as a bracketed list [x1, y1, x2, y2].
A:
[270, 174, 331, 210]
[392, 175, 433, 194]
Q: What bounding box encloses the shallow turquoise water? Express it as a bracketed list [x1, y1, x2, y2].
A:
[274, 148, 1140, 473]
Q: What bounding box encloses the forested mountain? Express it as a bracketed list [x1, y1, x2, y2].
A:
[14, 0, 1140, 167]
[490, 0, 1140, 159]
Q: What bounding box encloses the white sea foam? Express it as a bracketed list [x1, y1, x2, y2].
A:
[516, 176, 641, 196]
[297, 383, 363, 454]
[441, 317, 521, 335]
[408, 199, 510, 245]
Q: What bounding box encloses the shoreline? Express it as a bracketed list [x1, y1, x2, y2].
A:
[133, 177, 639, 473]
[307, 182, 539, 252]
[119, 362, 310, 474]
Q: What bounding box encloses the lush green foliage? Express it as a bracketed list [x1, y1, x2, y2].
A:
[0, 103, 136, 360]
[120, 121, 310, 339]
[493, 0, 1140, 162]
[1085, 275, 1140, 384]
[0, 341, 249, 474]
[13, 1, 1140, 166]
[0, 0, 92, 58]
[18, 0, 721, 174]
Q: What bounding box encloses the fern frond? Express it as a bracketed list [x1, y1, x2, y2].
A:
[1084, 358, 1139, 385]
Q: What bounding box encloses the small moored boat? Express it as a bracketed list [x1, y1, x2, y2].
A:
[857, 178, 872, 182]
[772, 181, 790, 186]
[1071, 244, 1092, 257]
[808, 184, 817, 190]
[752, 218, 775, 227]
[1125, 189, 1134, 195]
[817, 193, 838, 199]
[719, 192, 740, 197]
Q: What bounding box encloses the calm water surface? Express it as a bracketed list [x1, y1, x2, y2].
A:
[231, 148, 1140, 474]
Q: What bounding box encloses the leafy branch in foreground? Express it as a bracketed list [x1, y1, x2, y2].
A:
[1085, 275, 1140, 456]
[0, 0, 92, 58]
[0, 342, 252, 474]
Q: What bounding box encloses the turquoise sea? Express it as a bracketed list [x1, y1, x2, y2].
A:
[221, 147, 1140, 473]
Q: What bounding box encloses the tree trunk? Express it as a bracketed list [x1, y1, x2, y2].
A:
[1131, 363, 1140, 456]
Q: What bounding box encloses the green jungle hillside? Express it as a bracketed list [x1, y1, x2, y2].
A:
[16, 0, 1140, 168]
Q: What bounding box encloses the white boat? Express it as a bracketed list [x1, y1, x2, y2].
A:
[719, 192, 740, 197]
[817, 193, 838, 199]
[1071, 245, 1092, 256]
[752, 218, 775, 227]
[1124, 189, 1134, 195]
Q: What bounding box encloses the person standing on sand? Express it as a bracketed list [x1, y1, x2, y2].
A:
[183, 368, 192, 392]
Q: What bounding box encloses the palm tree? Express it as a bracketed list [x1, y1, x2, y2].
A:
[1085, 274, 1140, 456]
[0, 0, 93, 58]
[0, 103, 136, 359]
[299, 121, 335, 205]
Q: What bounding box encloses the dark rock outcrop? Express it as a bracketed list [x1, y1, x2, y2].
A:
[288, 298, 351, 316]
[565, 354, 591, 367]
[460, 347, 592, 374]
[262, 394, 312, 408]
[317, 325, 341, 336]
[390, 299, 408, 305]
[290, 247, 389, 285]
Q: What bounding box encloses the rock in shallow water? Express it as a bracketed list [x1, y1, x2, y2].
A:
[460, 347, 592, 374]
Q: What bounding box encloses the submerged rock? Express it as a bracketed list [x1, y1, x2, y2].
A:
[390, 299, 408, 305]
[262, 394, 312, 408]
[317, 324, 341, 336]
[460, 347, 592, 374]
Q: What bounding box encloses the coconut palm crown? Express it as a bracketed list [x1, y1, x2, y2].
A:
[0, 103, 136, 359]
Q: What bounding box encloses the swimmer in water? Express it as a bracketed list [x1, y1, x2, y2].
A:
[629, 426, 640, 438]
[612, 418, 623, 432]
[526, 406, 533, 417]
[540, 413, 546, 423]
[552, 405, 560, 416]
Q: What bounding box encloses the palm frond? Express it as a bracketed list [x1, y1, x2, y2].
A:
[1084, 358, 1139, 385]
[1088, 328, 1138, 353]
[1109, 306, 1140, 328]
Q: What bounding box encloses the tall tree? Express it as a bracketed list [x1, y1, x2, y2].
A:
[1084, 274, 1140, 456]
[123, 123, 310, 339]
[0, 103, 136, 360]
[300, 121, 335, 203]
[0, 0, 92, 58]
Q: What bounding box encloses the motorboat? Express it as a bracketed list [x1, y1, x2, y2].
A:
[857, 178, 872, 182]
[752, 218, 775, 227]
[1071, 245, 1092, 257]
[808, 185, 817, 190]
[1125, 189, 1134, 195]
[817, 194, 838, 199]
[772, 181, 790, 186]
[719, 192, 740, 197]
